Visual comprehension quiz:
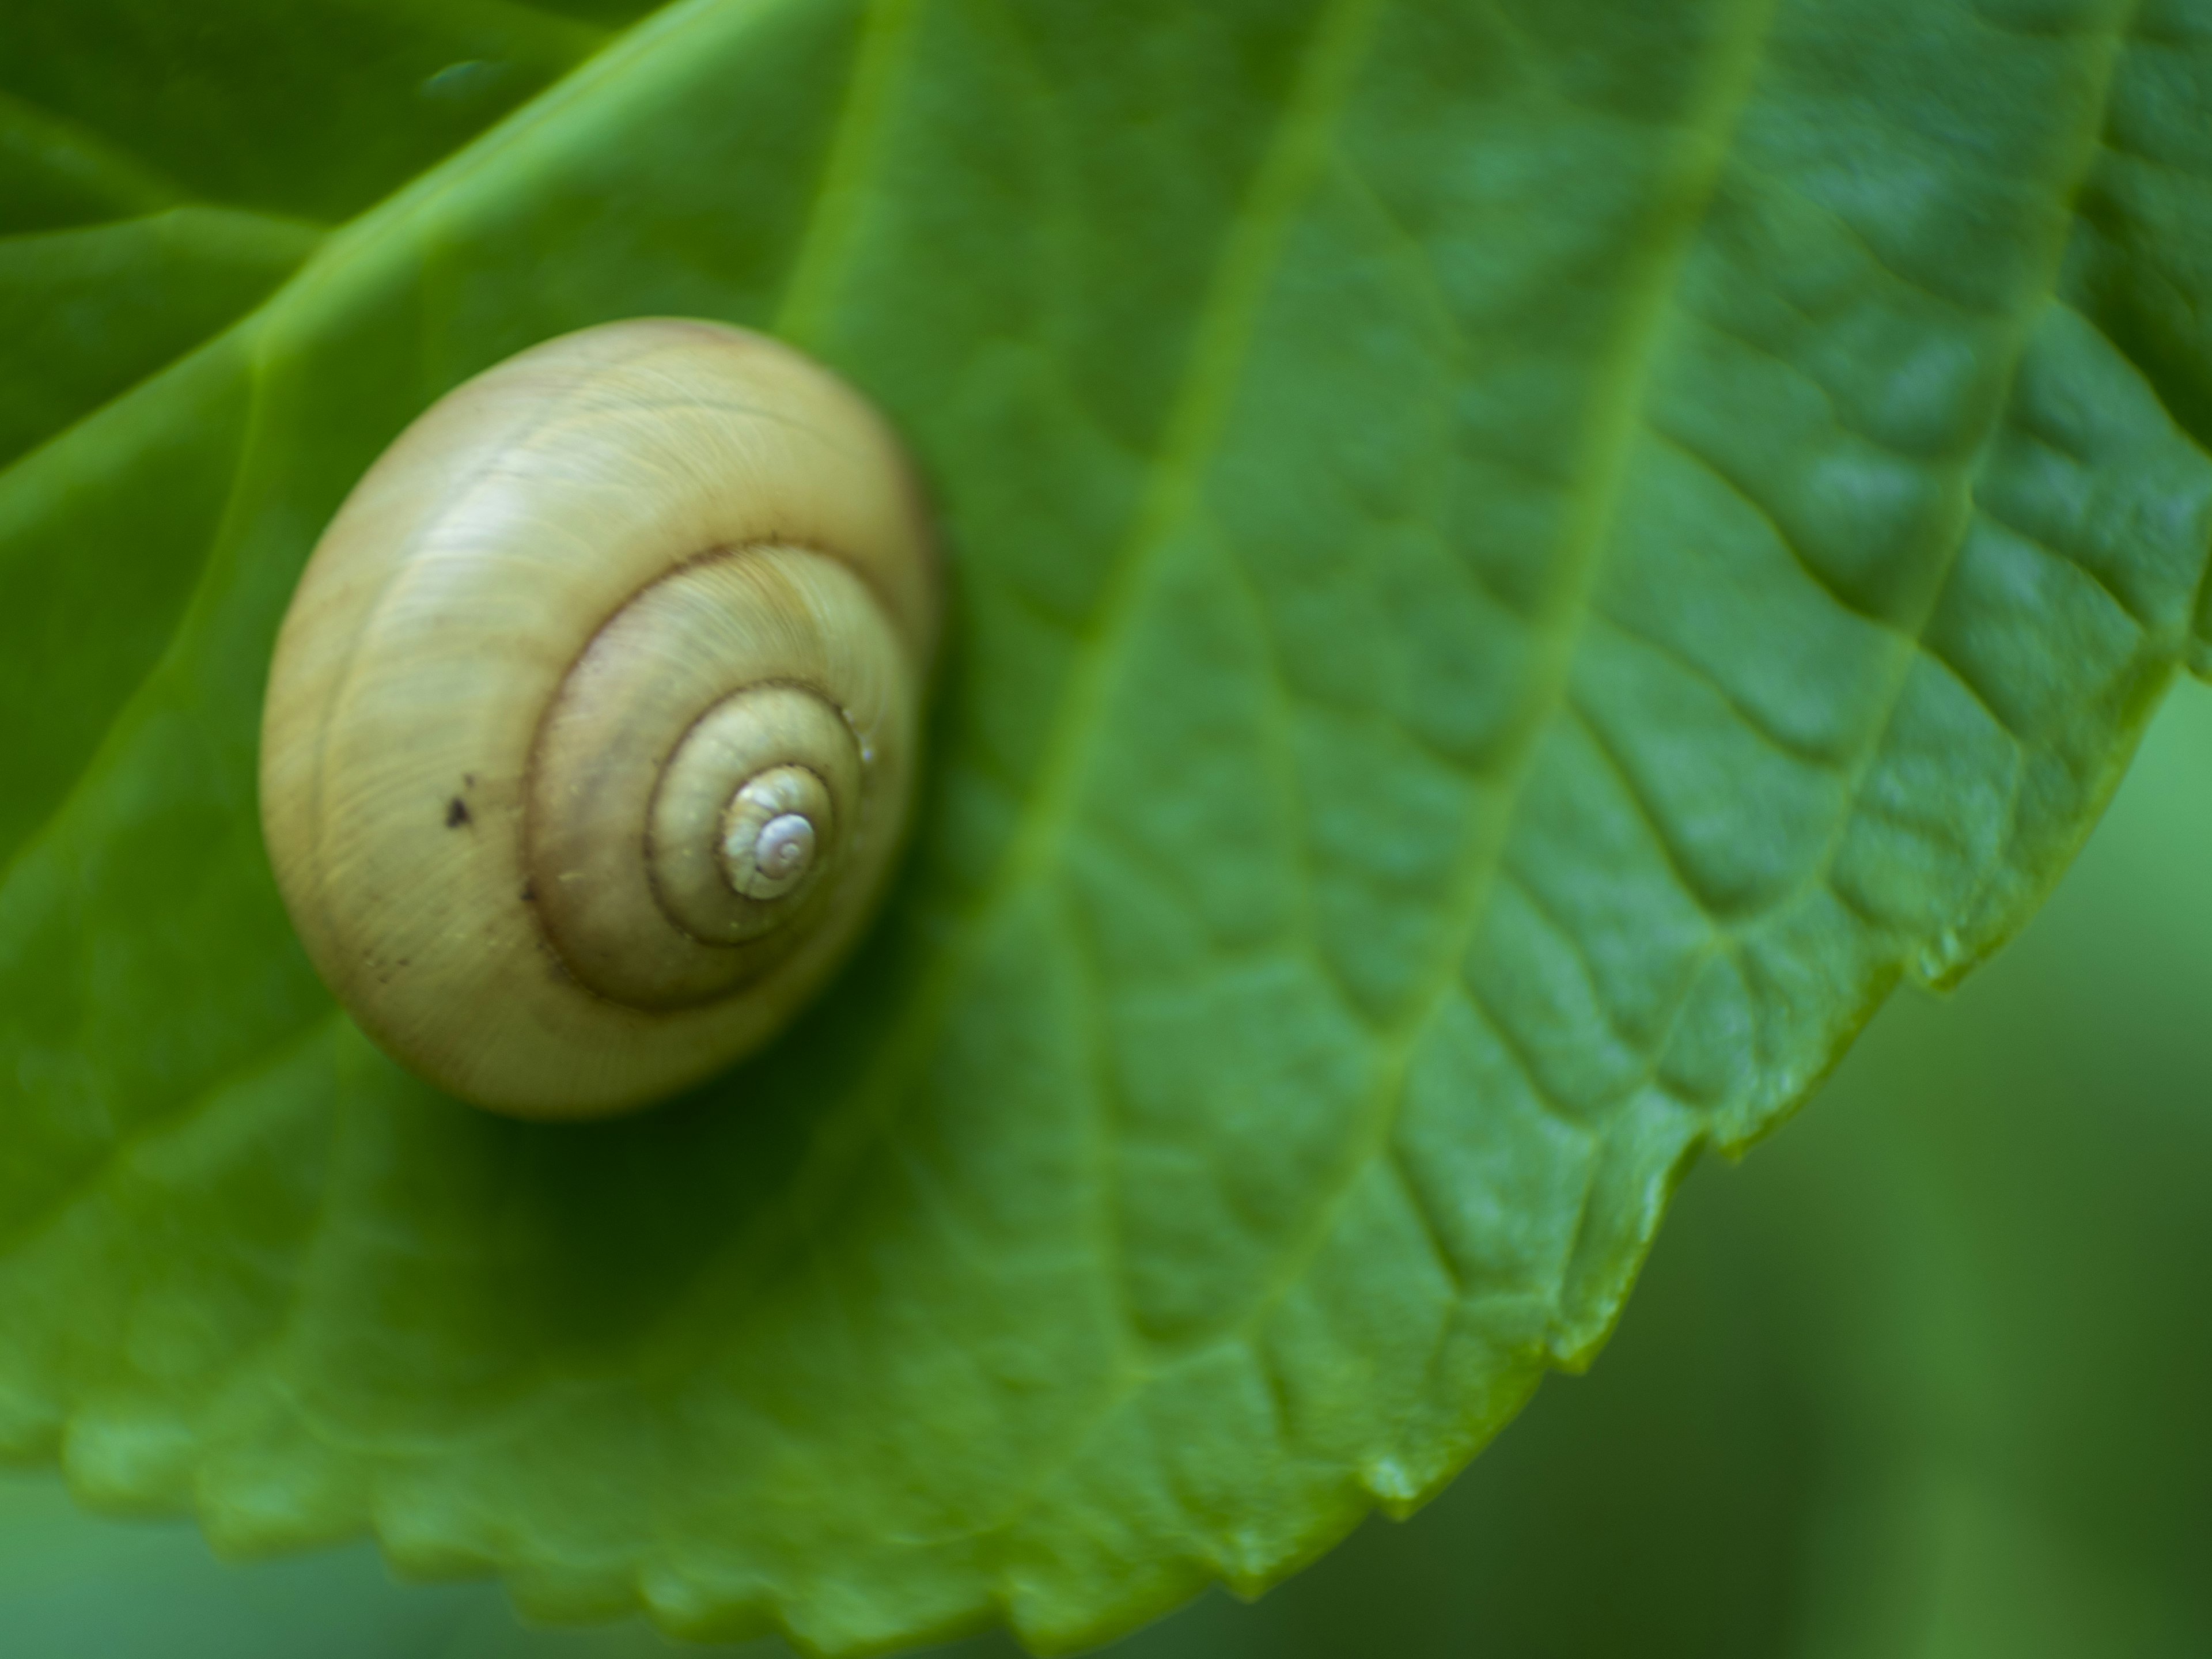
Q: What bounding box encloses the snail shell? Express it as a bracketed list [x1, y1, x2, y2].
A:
[259, 319, 937, 1118]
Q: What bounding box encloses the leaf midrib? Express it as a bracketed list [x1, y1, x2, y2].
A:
[934, 0, 1797, 1558]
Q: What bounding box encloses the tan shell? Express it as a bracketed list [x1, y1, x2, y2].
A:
[259, 319, 937, 1118]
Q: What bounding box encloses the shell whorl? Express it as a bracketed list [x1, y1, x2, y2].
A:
[259, 320, 937, 1118]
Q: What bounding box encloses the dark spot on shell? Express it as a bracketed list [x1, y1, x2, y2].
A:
[520, 879, 537, 903]
[446, 797, 472, 828]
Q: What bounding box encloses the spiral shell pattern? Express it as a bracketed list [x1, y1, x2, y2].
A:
[260, 320, 937, 1118]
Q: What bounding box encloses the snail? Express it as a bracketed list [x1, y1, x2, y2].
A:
[259, 319, 938, 1119]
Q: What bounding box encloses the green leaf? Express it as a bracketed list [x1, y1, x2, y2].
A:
[3, 0, 2210, 1653]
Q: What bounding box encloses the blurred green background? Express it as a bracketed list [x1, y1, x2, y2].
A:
[7, 681, 2207, 1658]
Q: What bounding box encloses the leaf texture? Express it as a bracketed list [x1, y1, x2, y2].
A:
[2, 0, 2210, 1653]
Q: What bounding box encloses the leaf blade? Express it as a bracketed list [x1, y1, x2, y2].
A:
[3, 2, 2210, 1654]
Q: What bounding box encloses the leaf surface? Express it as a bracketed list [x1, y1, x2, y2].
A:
[3, 0, 2211, 1652]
